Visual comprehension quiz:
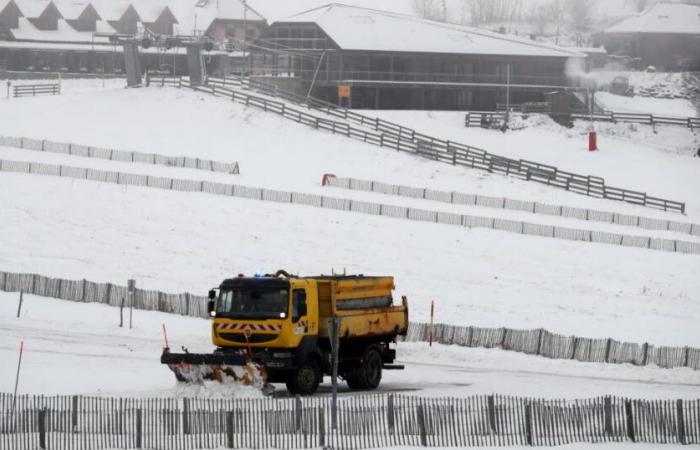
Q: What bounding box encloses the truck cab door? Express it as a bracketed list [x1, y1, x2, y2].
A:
[291, 288, 310, 335]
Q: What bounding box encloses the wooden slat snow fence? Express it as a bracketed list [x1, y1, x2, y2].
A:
[1, 271, 699, 372]
[0, 393, 698, 449]
[150, 74, 685, 215]
[12, 83, 60, 98]
[0, 135, 239, 175]
[324, 176, 700, 238]
[465, 110, 700, 131]
[2, 159, 698, 255]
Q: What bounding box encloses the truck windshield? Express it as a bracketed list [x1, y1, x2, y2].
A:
[217, 287, 289, 320]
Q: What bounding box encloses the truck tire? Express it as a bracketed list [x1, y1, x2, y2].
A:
[362, 349, 383, 390]
[344, 372, 364, 390]
[345, 349, 383, 390]
[286, 359, 321, 396]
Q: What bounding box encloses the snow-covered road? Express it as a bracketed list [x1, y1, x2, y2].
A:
[1, 293, 698, 400]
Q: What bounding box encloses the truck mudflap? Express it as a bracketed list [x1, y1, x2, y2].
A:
[160, 348, 272, 394]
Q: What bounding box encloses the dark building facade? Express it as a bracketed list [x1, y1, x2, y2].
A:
[253, 4, 583, 110]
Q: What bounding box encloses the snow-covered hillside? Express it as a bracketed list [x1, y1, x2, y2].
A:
[0, 84, 698, 345]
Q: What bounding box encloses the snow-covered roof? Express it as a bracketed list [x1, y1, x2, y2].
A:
[52, 0, 95, 20]
[604, 2, 700, 35]
[11, 16, 110, 42]
[3, 0, 266, 43]
[277, 3, 584, 58]
[90, 0, 135, 21]
[131, 0, 173, 23]
[14, 0, 56, 18]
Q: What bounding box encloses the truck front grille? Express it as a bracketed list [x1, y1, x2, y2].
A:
[218, 333, 279, 344]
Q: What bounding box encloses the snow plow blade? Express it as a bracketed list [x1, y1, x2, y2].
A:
[161, 348, 271, 393]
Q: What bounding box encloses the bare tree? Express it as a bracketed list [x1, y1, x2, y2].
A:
[412, 0, 443, 21]
[531, 4, 551, 36]
[567, 0, 596, 33]
[461, 0, 526, 26]
[548, 0, 565, 44]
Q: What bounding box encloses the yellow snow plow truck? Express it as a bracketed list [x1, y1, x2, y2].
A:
[161, 270, 409, 395]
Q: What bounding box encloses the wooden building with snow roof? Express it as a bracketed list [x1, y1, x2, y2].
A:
[596, 1, 700, 71]
[255, 3, 584, 110]
[0, 0, 265, 76]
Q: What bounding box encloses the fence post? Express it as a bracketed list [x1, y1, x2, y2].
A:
[82, 279, 87, 302]
[16, 291, 23, 318]
[525, 403, 533, 445]
[624, 400, 635, 442]
[571, 337, 578, 360]
[38, 408, 47, 449]
[318, 407, 325, 447]
[226, 411, 234, 448]
[295, 396, 302, 432]
[676, 399, 686, 445]
[487, 395, 497, 434]
[641, 343, 649, 366]
[536, 329, 544, 355]
[604, 397, 613, 438]
[387, 394, 395, 435]
[72, 395, 79, 431]
[605, 338, 613, 363]
[136, 408, 143, 448]
[183, 398, 190, 434]
[416, 403, 427, 447]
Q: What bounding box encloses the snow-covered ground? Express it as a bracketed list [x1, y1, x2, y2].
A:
[1, 172, 698, 346]
[1, 85, 697, 221]
[2, 293, 698, 400]
[0, 80, 697, 410]
[370, 110, 700, 216]
[595, 92, 698, 118]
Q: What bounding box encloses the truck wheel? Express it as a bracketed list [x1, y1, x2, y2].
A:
[344, 372, 364, 390]
[362, 349, 383, 390]
[286, 359, 321, 396]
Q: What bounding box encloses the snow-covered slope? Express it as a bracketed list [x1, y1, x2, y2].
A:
[370, 110, 700, 217]
[0, 81, 697, 403]
[2, 293, 697, 399]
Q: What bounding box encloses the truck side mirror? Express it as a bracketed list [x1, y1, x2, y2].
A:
[208, 290, 216, 300]
[207, 300, 215, 315]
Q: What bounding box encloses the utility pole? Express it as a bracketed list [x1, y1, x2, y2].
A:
[328, 317, 340, 429]
[505, 63, 511, 125]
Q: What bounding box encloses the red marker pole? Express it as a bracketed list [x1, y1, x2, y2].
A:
[162, 324, 170, 350]
[11, 341, 24, 428]
[428, 301, 435, 347]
